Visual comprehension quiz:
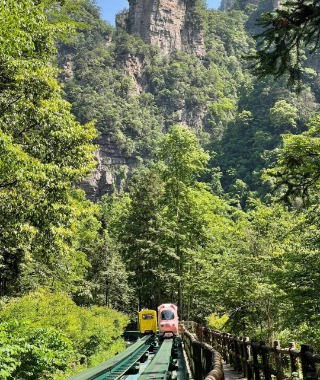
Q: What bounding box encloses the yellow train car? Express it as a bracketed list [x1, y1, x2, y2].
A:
[138, 309, 158, 334]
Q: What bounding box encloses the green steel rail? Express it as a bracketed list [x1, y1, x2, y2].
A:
[67, 335, 151, 380]
[138, 339, 174, 380]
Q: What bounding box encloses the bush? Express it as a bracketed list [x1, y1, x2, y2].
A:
[0, 289, 129, 378]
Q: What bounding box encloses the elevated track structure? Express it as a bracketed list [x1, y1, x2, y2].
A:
[67, 335, 153, 380]
[68, 319, 320, 380]
[66, 333, 192, 380]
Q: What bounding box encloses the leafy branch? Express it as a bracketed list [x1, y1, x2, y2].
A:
[250, 0, 320, 84]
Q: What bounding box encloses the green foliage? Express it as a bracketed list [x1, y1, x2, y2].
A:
[265, 114, 320, 204]
[158, 126, 212, 314]
[83, 229, 133, 313]
[60, 9, 162, 162]
[109, 167, 169, 311]
[108, 126, 235, 319]
[159, 125, 210, 186]
[0, 289, 129, 378]
[251, 0, 320, 84]
[0, 320, 75, 380]
[0, 0, 98, 296]
[213, 69, 320, 198]
[50, 0, 320, 353]
[2, 0, 320, 370]
[206, 313, 229, 330]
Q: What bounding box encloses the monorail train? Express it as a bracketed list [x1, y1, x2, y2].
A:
[138, 309, 158, 334]
[157, 303, 179, 337]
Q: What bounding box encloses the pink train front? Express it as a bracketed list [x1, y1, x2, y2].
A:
[157, 303, 179, 337]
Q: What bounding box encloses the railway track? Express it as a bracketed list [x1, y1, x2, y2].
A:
[138, 339, 174, 380]
[67, 335, 188, 380]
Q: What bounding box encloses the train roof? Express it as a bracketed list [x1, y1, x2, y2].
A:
[157, 303, 178, 311]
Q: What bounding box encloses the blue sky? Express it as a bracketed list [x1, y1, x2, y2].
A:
[95, 0, 221, 25]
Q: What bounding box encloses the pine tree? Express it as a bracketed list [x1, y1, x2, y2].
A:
[252, 0, 320, 83]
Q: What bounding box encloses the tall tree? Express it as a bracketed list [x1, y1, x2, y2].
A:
[0, 0, 97, 295]
[158, 125, 210, 316]
[110, 168, 171, 311]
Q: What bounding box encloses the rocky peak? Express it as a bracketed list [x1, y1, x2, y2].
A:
[128, 0, 205, 56]
[80, 1, 207, 200]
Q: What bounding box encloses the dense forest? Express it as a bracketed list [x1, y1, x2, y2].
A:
[1, 0, 320, 378]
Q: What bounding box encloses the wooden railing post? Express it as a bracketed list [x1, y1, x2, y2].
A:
[244, 337, 253, 380]
[301, 344, 317, 380]
[289, 342, 299, 375]
[261, 341, 271, 380]
[193, 340, 203, 380]
[204, 347, 213, 376]
[218, 331, 222, 353]
[234, 337, 242, 372]
[210, 330, 214, 349]
[273, 340, 283, 380]
[252, 341, 261, 380]
[222, 333, 229, 363]
[203, 327, 209, 345]
[230, 336, 236, 367]
[240, 337, 247, 378]
[227, 333, 233, 364]
[183, 322, 320, 380]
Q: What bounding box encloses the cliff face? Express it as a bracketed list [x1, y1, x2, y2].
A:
[128, 0, 205, 56]
[125, 0, 206, 128]
[80, 135, 136, 200]
[79, 0, 206, 200]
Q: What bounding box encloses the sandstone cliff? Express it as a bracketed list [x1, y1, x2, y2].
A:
[79, 0, 207, 200]
[128, 0, 205, 56]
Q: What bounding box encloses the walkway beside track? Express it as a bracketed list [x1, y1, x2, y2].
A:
[223, 363, 246, 380]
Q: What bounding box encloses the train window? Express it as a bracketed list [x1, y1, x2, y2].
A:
[161, 310, 175, 320]
[142, 314, 154, 320]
